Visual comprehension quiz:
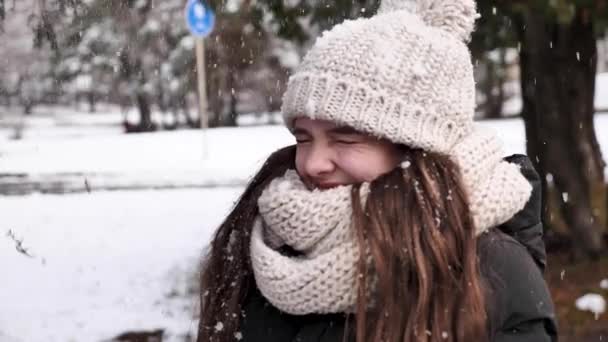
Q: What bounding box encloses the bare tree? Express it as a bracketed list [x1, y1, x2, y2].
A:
[516, 7, 606, 258]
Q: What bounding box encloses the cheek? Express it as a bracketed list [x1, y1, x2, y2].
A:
[337, 146, 399, 181]
[294, 146, 309, 176]
[336, 153, 383, 181]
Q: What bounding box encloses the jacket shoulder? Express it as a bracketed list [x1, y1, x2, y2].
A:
[478, 230, 558, 342]
[500, 154, 547, 271]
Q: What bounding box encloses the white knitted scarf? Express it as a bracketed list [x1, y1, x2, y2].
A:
[250, 169, 365, 315]
[250, 130, 532, 315]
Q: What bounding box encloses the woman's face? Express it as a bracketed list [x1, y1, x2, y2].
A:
[293, 117, 402, 190]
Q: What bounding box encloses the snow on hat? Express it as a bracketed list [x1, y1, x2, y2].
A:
[280, 0, 532, 232]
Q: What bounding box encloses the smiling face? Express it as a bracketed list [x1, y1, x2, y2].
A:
[293, 117, 403, 190]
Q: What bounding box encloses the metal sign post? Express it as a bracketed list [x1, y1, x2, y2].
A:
[185, 0, 215, 155]
[195, 38, 207, 130]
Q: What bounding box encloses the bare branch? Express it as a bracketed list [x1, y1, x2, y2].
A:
[6, 229, 34, 258]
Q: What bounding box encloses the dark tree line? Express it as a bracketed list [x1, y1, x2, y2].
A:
[1, 0, 290, 130]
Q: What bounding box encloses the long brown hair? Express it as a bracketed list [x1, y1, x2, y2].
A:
[197, 145, 295, 342]
[197, 145, 487, 342]
[351, 149, 487, 342]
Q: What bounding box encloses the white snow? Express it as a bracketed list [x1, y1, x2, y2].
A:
[274, 41, 301, 69]
[575, 293, 607, 319]
[0, 106, 294, 192]
[0, 188, 242, 342]
[601, 279, 608, 290]
[1, 109, 608, 192]
[597, 73, 608, 111]
[214, 322, 225, 332]
[179, 36, 195, 50]
[74, 74, 93, 91]
[143, 19, 162, 33]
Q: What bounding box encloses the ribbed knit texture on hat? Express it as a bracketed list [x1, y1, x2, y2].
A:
[281, 0, 478, 154]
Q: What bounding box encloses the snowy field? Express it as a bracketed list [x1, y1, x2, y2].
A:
[1, 105, 607, 195]
[1, 188, 242, 342]
[0, 105, 294, 194]
[1, 105, 608, 341]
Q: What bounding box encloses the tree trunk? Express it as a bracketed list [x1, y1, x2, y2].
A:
[483, 57, 504, 119]
[182, 93, 199, 128]
[225, 72, 238, 127]
[209, 70, 237, 127]
[87, 91, 96, 113]
[518, 8, 606, 258]
[23, 99, 33, 115]
[208, 69, 228, 128]
[228, 84, 237, 124]
[135, 91, 155, 132]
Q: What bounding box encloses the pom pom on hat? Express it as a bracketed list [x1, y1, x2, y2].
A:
[377, 0, 479, 42]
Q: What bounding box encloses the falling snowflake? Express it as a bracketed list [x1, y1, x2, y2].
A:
[214, 322, 224, 332]
[400, 160, 411, 169]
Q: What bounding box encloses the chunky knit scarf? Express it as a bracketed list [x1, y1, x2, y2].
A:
[250, 169, 365, 315]
[250, 129, 532, 315]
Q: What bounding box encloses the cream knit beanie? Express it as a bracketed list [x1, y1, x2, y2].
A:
[280, 0, 533, 231]
[281, 0, 478, 153]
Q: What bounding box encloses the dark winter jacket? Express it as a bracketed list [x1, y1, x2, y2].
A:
[240, 155, 558, 342]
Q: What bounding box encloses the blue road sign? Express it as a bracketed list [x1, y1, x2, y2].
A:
[185, 0, 215, 37]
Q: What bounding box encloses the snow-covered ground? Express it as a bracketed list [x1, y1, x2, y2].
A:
[575, 293, 606, 320]
[0, 106, 293, 194]
[1, 188, 242, 342]
[1, 106, 607, 195]
[1, 105, 608, 341]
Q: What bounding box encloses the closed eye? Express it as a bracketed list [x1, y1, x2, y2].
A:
[335, 138, 359, 145]
[295, 135, 311, 144]
[292, 127, 312, 144]
[332, 133, 363, 145]
[329, 127, 365, 145]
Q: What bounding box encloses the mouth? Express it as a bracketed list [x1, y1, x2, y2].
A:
[315, 182, 343, 190]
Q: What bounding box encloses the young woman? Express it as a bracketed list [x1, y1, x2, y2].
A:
[197, 0, 558, 341]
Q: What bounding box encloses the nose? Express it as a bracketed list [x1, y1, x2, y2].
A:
[303, 144, 335, 178]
